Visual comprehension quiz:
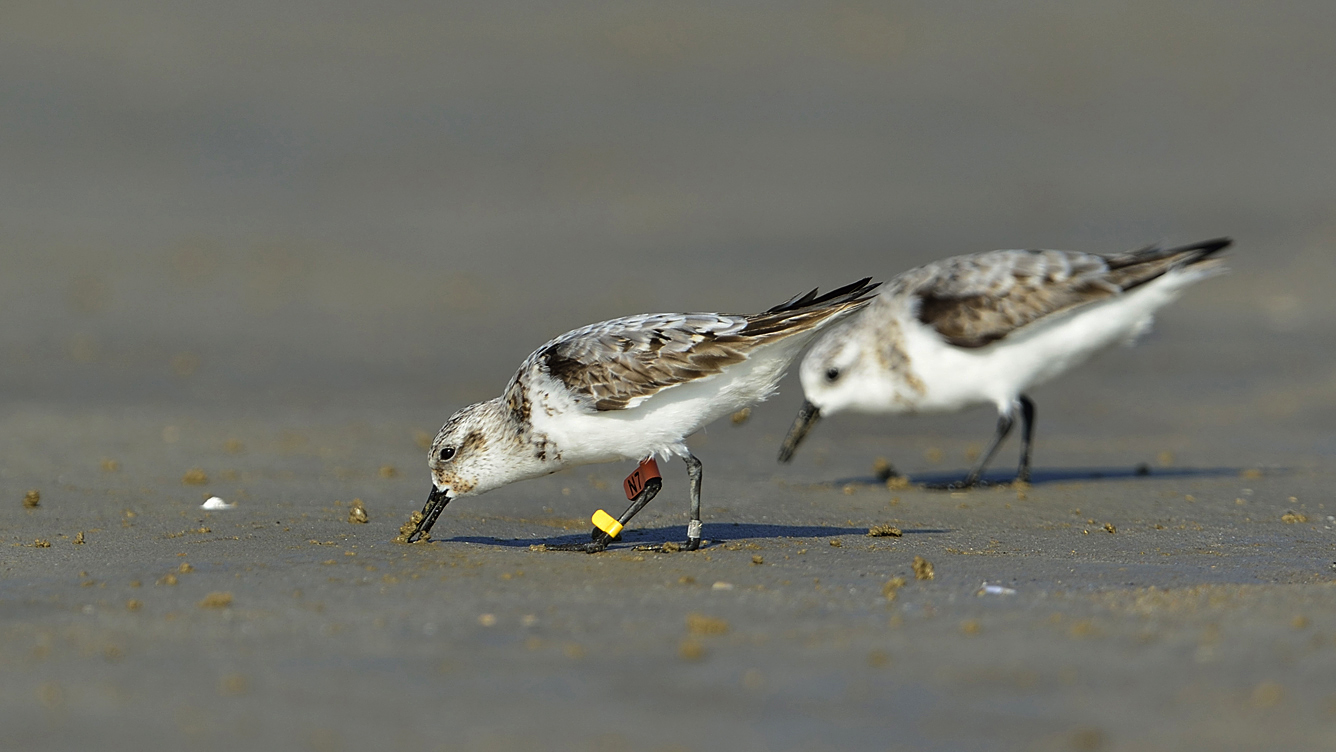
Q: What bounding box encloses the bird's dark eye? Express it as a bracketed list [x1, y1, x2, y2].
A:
[438, 446, 456, 461]
[826, 367, 840, 382]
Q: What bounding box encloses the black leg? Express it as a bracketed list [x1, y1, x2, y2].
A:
[685, 453, 703, 550]
[961, 410, 1014, 487]
[627, 453, 704, 553]
[1016, 395, 1035, 484]
[608, 477, 662, 540]
[547, 472, 663, 553]
[548, 454, 705, 554]
[928, 403, 1016, 490]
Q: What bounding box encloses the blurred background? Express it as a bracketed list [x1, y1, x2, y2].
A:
[1, 0, 1333, 445]
[6, 6, 1336, 749]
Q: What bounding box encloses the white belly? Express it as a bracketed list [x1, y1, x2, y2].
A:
[531, 337, 804, 463]
[899, 267, 1208, 414]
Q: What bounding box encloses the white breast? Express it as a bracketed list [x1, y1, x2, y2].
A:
[893, 266, 1211, 414]
[531, 337, 805, 463]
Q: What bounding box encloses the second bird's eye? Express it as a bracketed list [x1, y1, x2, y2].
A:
[438, 446, 456, 461]
[826, 367, 840, 382]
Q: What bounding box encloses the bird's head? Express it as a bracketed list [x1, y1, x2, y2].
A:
[426, 400, 517, 500]
[796, 329, 872, 417]
[776, 333, 862, 462]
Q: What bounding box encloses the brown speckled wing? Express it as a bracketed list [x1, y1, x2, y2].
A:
[905, 250, 1118, 348]
[535, 313, 753, 411]
[904, 240, 1229, 349]
[526, 278, 879, 412]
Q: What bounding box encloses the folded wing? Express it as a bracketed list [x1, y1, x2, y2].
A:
[530, 278, 879, 411]
[907, 239, 1229, 348]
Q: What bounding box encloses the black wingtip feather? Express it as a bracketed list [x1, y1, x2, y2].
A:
[765, 277, 880, 314]
[1167, 237, 1233, 262]
[771, 287, 820, 312]
[1189, 237, 1233, 255]
[1109, 237, 1233, 269]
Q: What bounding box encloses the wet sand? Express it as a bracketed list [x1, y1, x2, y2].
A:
[3, 2, 1336, 750]
[4, 357, 1336, 751]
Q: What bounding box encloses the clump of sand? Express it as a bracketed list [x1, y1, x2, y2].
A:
[686, 613, 729, 636]
[198, 592, 233, 609]
[882, 577, 907, 601]
[913, 556, 934, 581]
[348, 499, 369, 524]
[394, 511, 425, 543]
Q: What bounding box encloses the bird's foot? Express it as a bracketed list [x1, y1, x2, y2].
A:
[632, 538, 705, 553]
[544, 529, 614, 553]
[924, 479, 989, 491]
[686, 520, 702, 551]
[543, 540, 609, 554]
[925, 477, 1029, 491]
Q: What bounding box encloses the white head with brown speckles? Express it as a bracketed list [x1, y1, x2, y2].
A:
[797, 324, 887, 416]
[428, 398, 549, 500]
[779, 319, 915, 463]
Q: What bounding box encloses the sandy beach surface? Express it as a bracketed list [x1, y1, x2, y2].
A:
[3, 3, 1336, 750]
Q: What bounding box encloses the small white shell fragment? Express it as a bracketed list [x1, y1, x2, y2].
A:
[711, 581, 734, 591]
[977, 583, 1016, 596]
[201, 496, 236, 510]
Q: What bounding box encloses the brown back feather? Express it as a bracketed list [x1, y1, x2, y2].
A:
[531, 279, 879, 411]
[912, 239, 1230, 349]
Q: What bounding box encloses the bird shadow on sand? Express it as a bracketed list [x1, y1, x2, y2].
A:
[832, 465, 1250, 489]
[442, 522, 950, 549]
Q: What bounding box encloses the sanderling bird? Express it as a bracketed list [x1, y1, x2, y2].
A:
[405, 278, 879, 551]
[778, 238, 1231, 487]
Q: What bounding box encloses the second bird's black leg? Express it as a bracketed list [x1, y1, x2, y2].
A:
[1016, 395, 1035, 484]
[961, 410, 1013, 487]
[926, 401, 1018, 490]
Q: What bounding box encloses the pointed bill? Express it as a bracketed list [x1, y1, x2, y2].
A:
[777, 400, 822, 463]
[407, 485, 453, 542]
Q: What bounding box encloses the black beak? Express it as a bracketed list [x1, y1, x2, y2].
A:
[407, 485, 452, 543]
[778, 400, 822, 463]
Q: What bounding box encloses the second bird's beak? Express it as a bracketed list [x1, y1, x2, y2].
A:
[407, 485, 453, 543]
[778, 400, 822, 463]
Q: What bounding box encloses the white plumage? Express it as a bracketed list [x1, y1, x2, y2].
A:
[779, 239, 1230, 487]
[406, 278, 879, 548]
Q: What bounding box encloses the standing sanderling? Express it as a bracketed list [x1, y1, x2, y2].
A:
[404, 278, 879, 551]
[778, 238, 1231, 487]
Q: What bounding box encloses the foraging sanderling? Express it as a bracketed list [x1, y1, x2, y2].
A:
[405, 278, 879, 550]
[778, 238, 1231, 487]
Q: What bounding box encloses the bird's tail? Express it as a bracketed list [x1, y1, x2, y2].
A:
[1105, 238, 1232, 292]
[740, 277, 880, 338]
